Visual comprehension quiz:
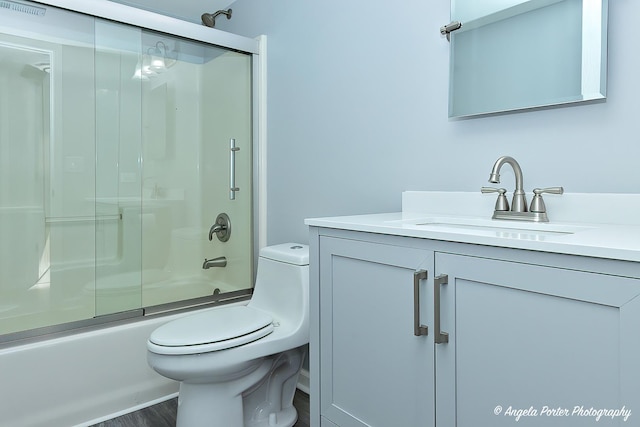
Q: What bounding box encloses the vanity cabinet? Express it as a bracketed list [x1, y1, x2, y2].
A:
[317, 236, 435, 427]
[310, 229, 640, 427]
[435, 252, 640, 427]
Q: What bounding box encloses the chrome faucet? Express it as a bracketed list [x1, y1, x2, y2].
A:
[203, 256, 227, 269]
[143, 177, 163, 199]
[488, 155, 527, 212]
[483, 156, 563, 222]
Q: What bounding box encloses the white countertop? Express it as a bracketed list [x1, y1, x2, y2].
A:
[305, 191, 640, 263]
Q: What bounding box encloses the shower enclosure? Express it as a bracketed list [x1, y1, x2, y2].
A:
[0, 0, 259, 342]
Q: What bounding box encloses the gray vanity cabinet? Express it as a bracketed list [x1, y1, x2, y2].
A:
[310, 228, 640, 427]
[435, 252, 640, 426]
[316, 236, 435, 427]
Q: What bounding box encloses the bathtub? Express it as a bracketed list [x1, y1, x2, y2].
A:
[0, 300, 247, 427]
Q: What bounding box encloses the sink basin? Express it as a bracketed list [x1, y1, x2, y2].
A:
[389, 216, 593, 237]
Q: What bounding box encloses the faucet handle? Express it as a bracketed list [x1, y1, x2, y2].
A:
[481, 186, 507, 194]
[533, 187, 564, 195]
[530, 187, 564, 213]
[481, 187, 509, 212]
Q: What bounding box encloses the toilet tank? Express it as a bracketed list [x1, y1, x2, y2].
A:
[247, 243, 309, 324]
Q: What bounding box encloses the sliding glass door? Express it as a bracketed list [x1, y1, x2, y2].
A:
[0, 1, 254, 338]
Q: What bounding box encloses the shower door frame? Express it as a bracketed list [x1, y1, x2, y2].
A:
[0, 0, 267, 343]
[40, 0, 259, 54]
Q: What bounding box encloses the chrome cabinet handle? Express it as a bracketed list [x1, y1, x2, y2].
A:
[413, 270, 429, 337]
[434, 274, 449, 344]
[229, 138, 240, 200]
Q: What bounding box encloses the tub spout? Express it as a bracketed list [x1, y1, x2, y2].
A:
[203, 256, 227, 269]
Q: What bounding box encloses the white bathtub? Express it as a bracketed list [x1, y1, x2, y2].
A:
[0, 301, 245, 427]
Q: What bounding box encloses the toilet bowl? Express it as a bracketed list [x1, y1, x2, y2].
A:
[147, 243, 309, 427]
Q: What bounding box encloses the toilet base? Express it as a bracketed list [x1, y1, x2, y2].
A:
[246, 405, 298, 427]
[174, 347, 306, 427]
[244, 348, 305, 427]
[178, 394, 298, 427]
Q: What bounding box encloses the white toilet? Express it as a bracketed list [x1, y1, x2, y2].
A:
[146, 243, 309, 427]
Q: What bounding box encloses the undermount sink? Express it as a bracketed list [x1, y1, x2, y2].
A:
[389, 216, 593, 237]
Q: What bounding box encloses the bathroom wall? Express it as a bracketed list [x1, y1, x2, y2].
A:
[212, 0, 640, 246]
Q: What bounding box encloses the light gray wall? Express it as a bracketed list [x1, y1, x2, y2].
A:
[216, 0, 640, 246]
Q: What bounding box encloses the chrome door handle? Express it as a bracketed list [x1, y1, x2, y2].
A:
[434, 274, 449, 344]
[413, 270, 429, 337]
[229, 138, 240, 200]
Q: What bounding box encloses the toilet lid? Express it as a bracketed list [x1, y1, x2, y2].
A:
[148, 306, 274, 355]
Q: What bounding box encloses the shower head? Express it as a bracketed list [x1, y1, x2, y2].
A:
[201, 8, 232, 28]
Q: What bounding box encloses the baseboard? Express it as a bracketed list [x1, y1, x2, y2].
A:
[297, 368, 310, 394]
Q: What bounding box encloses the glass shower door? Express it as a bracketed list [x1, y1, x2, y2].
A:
[0, 39, 53, 332]
[93, 25, 255, 314]
[0, 8, 98, 334]
[0, 2, 255, 339]
[135, 29, 254, 309]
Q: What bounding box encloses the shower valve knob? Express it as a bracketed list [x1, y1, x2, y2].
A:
[208, 213, 231, 242]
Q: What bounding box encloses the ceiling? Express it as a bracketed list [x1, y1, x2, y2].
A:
[108, 0, 233, 24]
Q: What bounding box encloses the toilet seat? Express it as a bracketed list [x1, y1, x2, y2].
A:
[148, 306, 274, 355]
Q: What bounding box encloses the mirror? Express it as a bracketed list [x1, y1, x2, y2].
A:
[447, 0, 608, 118]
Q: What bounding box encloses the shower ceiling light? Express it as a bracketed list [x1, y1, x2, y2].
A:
[132, 41, 177, 80]
[149, 42, 166, 71]
[132, 58, 149, 80]
[141, 54, 157, 77]
[132, 54, 158, 80]
[150, 54, 165, 71]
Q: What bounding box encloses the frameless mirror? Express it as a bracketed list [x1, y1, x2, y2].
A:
[447, 0, 608, 118]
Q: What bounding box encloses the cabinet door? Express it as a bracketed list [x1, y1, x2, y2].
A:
[435, 253, 640, 427]
[319, 236, 435, 427]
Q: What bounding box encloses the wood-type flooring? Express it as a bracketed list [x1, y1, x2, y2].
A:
[90, 389, 310, 427]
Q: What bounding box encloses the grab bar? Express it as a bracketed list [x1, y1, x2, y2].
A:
[46, 214, 121, 224]
[229, 138, 240, 200]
